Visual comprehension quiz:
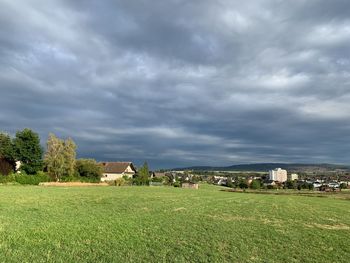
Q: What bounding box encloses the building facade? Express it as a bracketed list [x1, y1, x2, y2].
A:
[100, 162, 136, 181]
[288, 173, 299, 181]
[268, 168, 287, 182]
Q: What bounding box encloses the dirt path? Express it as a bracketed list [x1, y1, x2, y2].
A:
[39, 182, 109, 187]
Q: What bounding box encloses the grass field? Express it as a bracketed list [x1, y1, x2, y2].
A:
[0, 184, 349, 262]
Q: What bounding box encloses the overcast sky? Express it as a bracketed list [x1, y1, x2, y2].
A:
[1, 0, 350, 168]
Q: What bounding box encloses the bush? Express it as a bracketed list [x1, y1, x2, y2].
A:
[0, 172, 51, 185]
[340, 183, 348, 189]
[133, 175, 150, 186]
[250, 180, 261, 190]
[163, 176, 170, 185]
[285, 180, 297, 189]
[173, 181, 181, 187]
[297, 182, 311, 190]
[75, 159, 103, 181]
[267, 184, 277, 190]
[151, 176, 164, 183]
[226, 178, 234, 188]
[115, 178, 126, 186]
[308, 183, 314, 191]
[0, 173, 13, 184]
[238, 180, 249, 189]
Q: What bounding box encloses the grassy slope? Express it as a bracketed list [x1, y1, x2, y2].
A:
[0, 184, 349, 263]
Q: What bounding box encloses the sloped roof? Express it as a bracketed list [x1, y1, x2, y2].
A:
[101, 162, 136, 173]
[154, 172, 166, 177]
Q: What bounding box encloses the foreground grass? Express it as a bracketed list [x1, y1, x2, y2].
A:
[0, 184, 349, 262]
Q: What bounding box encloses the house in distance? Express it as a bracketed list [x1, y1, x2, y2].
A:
[100, 162, 136, 181]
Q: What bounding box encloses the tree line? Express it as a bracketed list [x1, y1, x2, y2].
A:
[0, 128, 102, 182]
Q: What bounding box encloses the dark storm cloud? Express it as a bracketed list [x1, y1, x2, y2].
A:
[1, 0, 350, 168]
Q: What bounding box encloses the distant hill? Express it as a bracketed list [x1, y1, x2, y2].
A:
[172, 163, 350, 172]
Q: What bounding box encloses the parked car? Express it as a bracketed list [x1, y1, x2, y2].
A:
[328, 182, 339, 188]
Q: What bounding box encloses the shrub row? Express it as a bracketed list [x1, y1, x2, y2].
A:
[59, 175, 101, 183]
[0, 172, 51, 185]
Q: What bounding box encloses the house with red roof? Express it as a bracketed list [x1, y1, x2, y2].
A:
[100, 162, 137, 181]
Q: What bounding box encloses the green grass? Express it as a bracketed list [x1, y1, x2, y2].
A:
[0, 184, 349, 262]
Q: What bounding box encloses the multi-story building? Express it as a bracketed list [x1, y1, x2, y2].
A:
[288, 173, 299, 181]
[269, 168, 287, 182]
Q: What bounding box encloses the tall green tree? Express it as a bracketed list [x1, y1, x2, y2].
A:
[63, 138, 76, 177]
[0, 132, 15, 175]
[44, 134, 65, 181]
[44, 134, 77, 181]
[135, 162, 149, 185]
[13, 128, 43, 174]
[0, 132, 15, 162]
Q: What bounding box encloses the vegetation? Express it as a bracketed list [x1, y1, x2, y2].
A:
[238, 180, 249, 189]
[0, 129, 104, 184]
[0, 158, 14, 176]
[0, 172, 50, 185]
[13, 128, 43, 174]
[0, 184, 349, 262]
[134, 161, 150, 185]
[250, 179, 261, 189]
[44, 134, 77, 181]
[340, 183, 347, 189]
[285, 179, 297, 189]
[0, 132, 15, 162]
[75, 159, 103, 181]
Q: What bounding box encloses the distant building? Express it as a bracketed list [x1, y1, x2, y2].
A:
[213, 176, 228, 186]
[313, 181, 322, 188]
[264, 180, 276, 186]
[268, 168, 287, 182]
[100, 162, 136, 181]
[153, 172, 166, 178]
[288, 173, 298, 181]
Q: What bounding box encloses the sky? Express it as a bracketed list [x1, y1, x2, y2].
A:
[1, 0, 350, 169]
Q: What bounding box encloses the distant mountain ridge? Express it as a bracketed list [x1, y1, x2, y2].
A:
[172, 163, 350, 172]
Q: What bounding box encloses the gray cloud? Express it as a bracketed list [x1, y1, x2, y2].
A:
[1, 0, 350, 168]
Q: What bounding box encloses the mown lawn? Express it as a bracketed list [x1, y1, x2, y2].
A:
[0, 184, 349, 263]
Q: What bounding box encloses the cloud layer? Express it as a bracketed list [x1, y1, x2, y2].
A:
[1, 0, 350, 168]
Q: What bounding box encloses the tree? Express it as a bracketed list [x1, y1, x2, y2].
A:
[285, 180, 297, 189]
[44, 134, 77, 181]
[226, 177, 234, 188]
[134, 162, 149, 185]
[238, 180, 249, 189]
[0, 132, 15, 162]
[13, 128, 43, 174]
[0, 132, 15, 175]
[75, 159, 102, 181]
[63, 138, 76, 177]
[308, 183, 314, 191]
[44, 134, 66, 181]
[250, 179, 261, 190]
[340, 183, 348, 190]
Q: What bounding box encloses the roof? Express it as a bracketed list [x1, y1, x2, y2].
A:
[100, 162, 136, 174]
[154, 172, 166, 177]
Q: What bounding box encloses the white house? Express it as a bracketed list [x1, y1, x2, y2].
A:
[288, 173, 299, 181]
[100, 162, 136, 181]
[15, 161, 22, 173]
